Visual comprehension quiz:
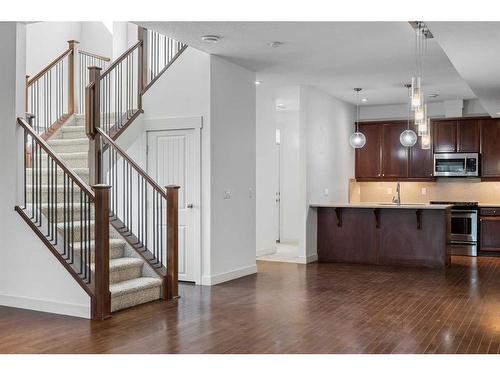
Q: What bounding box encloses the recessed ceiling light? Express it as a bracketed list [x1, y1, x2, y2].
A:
[361, 98, 368, 102]
[276, 103, 286, 110]
[268, 41, 284, 48]
[428, 93, 439, 98]
[255, 80, 262, 86]
[201, 35, 221, 43]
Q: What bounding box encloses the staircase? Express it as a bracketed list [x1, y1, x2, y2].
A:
[47, 115, 162, 312]
[16, 26, 187, 319]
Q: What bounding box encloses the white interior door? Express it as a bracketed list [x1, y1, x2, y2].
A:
[147, 129, 197, 282]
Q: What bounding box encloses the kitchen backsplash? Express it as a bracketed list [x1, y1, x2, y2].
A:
[349, 179, 500, 204]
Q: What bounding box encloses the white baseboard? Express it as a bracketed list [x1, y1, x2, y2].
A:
[256, 248, 276, 257]
[0, 294, 90, 319]
[201, 264, 257, 286]
[297, 253, 318, 264]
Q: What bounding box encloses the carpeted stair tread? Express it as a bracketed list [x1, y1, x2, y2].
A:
[110, 277, 162, 298]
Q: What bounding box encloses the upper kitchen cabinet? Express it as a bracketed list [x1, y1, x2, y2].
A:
[432, 118, 480, 153]
[355, 123, 382, 179]
[480, 118, 500, 179]
[457, 119, 480, 152]
[408, 123, 434, 179]
[381, 122, 408, 178]
[433, 120, 457, 153]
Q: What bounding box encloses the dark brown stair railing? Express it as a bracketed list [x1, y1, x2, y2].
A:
[77, 49, 110, 115]
[86, 72, 179, 298]
[15, 116, 111, 320]
[26, 40, 78, 139]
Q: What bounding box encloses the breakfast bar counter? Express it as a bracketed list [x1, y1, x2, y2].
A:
[311, 203, 452, 269]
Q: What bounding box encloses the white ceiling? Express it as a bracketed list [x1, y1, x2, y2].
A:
[138, 22, 476, 106]
[427, 22, 500, 117]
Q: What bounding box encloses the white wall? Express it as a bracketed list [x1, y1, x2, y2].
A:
[112, 22, 138, 60]
[255, 83, 355, 262]
[26, 22, 112, 77]
[0, 22, 90, 318]
[209, 55, 257, 283]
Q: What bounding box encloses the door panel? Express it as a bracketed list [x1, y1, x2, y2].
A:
[381, 122, 408, 178]
[433, 120, 457, 153]
[409, 123, 433, 178]
[457, 119, 479, 152]
[481, 119, 500, 178]
[148, 129, 196, 282]
[480, 218, 500, 251]
[355, 124, 381, 178]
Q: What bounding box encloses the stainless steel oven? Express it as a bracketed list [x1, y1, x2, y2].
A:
[430, 201, 478, 256]
[434, 153, 479, 177]
[450, 209, 478, 256]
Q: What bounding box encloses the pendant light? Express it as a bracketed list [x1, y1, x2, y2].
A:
[349, 88, 366, 149]
[401, 84, 418, 147]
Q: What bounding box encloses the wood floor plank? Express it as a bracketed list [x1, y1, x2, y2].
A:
[1, 256, 499, 354]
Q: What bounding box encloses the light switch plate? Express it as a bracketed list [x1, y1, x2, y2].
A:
[224, 190, 231, 199]
[421, 188, 427, 195]
[323, 188, 329, 197]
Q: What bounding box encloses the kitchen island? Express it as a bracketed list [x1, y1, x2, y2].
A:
[311, 203, 452, 269]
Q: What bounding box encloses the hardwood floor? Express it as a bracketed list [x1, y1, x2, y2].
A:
[1, 256, 500, 354]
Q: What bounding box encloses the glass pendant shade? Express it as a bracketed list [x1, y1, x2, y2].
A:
[415, 105, 425, 122]
[411, 77, 422, 109]
[400, 129, 418, 147]
[349, 132, 366, 149]
[421, 132, 431, 150]
[418, 117, 430, 136]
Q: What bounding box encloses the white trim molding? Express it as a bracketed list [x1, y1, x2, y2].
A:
[144, 115, 203, 131]
[201, 264, 257, 286]
[299, 253, 318, 264]
[0, 294, 90, 319]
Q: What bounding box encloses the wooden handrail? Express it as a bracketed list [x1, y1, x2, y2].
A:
[95, 127, 167, 199]
[142, 44, 188, 94]
[27, 48, 73, 86]
[17, 117, 95, 199]
[100, 41, 142, 79]
[79, 49, 111, 62]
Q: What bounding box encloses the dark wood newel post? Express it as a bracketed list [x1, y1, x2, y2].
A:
[93, 184, 111, 320]
[86, 66, 102, 185]
[137, 26, 147, 108]
[67, 40, 80, 114]
[165, 185, 180, 300]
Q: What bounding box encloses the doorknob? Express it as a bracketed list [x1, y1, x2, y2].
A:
[187, 203, 194, 209]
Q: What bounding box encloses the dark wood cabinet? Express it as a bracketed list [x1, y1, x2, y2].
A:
[480, 209, 500, 252]
[457, 119, 480, 152]
[381, 122, 408, 178]
[356, 121, 433, 181]
[355, 123, 382, 179]
[433, 118, 479, 153]
[480, 118, 500, 179]
[409, 123, 434, 179]
[433, 120, 457, 153]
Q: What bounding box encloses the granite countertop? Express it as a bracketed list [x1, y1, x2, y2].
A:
[309, 203, 453, 210]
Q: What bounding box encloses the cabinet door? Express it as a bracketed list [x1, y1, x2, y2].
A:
[355, 124, 381, 178]
[457, 119, 479, 152]
[433, 120, 457, 153]
[480, 119, 500, 178]
[480, 217, 500, 251]
[381, 122, 408, 178]
[409, 123, 434, 179]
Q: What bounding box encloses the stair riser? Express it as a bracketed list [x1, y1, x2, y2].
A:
[56, 222, 96, 241]
[41, 206, 95, 223]
[111, 286, 161, 312]
[72, 243, 124, 261]
[27, 189, 86, 203]
[59, 157, 88, 169]
[110, 265, 143, 284]
[47, 143, 89, 154]
[25, 170, 90, 185]
[53, 129, 87, 140]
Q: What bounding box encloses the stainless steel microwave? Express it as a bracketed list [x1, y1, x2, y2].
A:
[433, 153, 479, 177]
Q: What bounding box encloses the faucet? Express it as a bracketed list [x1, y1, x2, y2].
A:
[392, 181, 401, 205]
